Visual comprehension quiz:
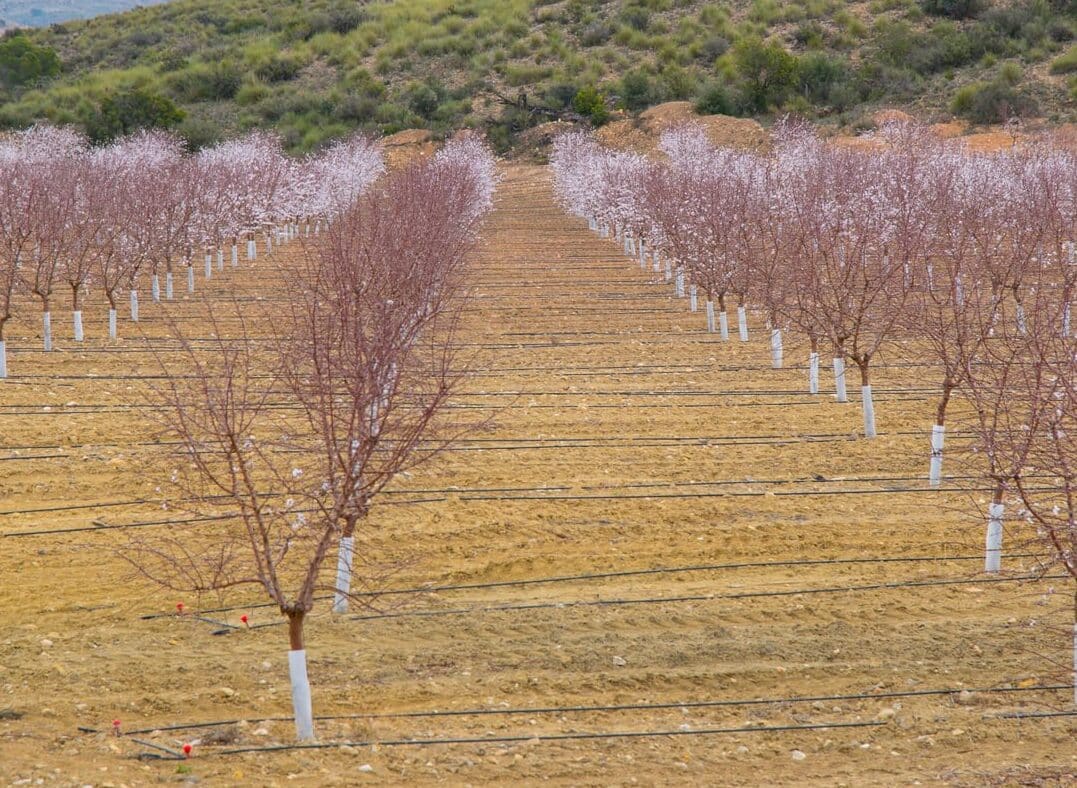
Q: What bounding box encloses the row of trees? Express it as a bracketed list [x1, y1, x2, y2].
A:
[552, 125, 1075, 700]
[0, 125, 384, 376]
[128, 136, 498, 741]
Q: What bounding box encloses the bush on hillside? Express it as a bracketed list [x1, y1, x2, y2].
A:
[572, 85, 609, 125]
[0, 32, 60, 89]
[86, 88, 185, 142]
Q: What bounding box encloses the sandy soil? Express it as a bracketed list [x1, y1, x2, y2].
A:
[0, 166, 1073, 786]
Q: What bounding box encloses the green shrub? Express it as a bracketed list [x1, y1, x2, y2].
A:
[572, 85, 609, 125]
[256, 55, 301, 83]
[618, 68, 656, 110]
[86, 89, 185, 143]
[167, 62, 243, 102]
[694, 81, 736, 115]
[697, 35, 730, 63]
[177, 115, 223, 150]
[920, 0, 985, 19]
[1050, 45, 1077, 73]
[732, 38, 800, 111]
[951, 79, 1038, 122]
[798, 52, 856, 105]
[402, 80, 443, 119]
[545, 81, 580, 108]
[329, 5, 367, 35]
[0, 32, 61, 89]
[620, 5, 651, 32]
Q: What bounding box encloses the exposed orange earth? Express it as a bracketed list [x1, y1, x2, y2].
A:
[0, 166, 1073, 786]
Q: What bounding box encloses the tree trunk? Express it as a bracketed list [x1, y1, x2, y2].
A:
[332, 534, 356, 614]
[42, 309, 52, 352]
[286, 611, 315, 741]
[985, 485, 1004, 573]
[808, 335, 819, 395]
[689, 284, 698, 312]
[858, 360, 875, 438]
[705, 300, 715, 333]
[770, 326, 783, 369]
[833, 346, 848, 403]
[930, 382, 953, 487]
[737, 301, 748, 342]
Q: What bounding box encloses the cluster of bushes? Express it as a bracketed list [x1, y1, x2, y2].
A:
[0, 0, 1073, 152]
[0, 31, 60, 89]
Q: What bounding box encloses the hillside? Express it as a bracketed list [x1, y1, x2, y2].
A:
[0, 1, 169, 29]
[0, 0, 1074, 153]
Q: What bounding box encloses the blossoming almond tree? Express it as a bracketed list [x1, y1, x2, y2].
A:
[123, 138, 496, 742]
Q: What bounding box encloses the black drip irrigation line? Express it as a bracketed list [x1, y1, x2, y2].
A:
[79, 683, 1073, 738]
[1, 474, 1036, 537]
[454, 482, 1064, 503]
[998, 709, 1077, 720]
[0, 469, 984, 518]
[339, 573, 1068, 624]
[139, 720, 889, 759]
[201, 572, 1067, 635]
[139, 552, 1044, 621]
[0, 428, 978, 458]
[0, 497, 449, 538]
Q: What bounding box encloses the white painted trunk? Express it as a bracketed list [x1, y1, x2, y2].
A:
[0, 339, 6, 378]
[151, 274, 160, 303]
[652, 249, 661, 273]
[204, 254, 212, 280]
[638, 240, 647, 266]
[1064, 304, 1071, 338]
[809, 352, 819, 394]
[861, 384, 876, 438]
[929, 424, 945, 486]
[73, 310, 83, 342]
[43, 311, 52, 351]
[985, 502, 1004, 573]
[232, 245, 238, 267]
[108, 309, 117, 339]
[165, 272, 174, 300]
[664, 257, 672, 282]
[737, 306, 748, 342]
[719, 311, 729, 341]
[833, 357, 848, 403]
[331, 536, 355, 614]
[705, 301, 715, 333]
[1016, 303, 1026, 335]
[689, 285, 698, 312]
[217, 249, 224, 271]
[675, 271, 685, 298]
[129, 290, 139, 322]
[288, 649, 315, 741]
[247, 240, 256, 260]
[187, 267, 195, 293]
[770, 328, 783, 369]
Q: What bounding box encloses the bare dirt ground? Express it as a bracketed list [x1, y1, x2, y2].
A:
[1, 166, 1074, 786]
